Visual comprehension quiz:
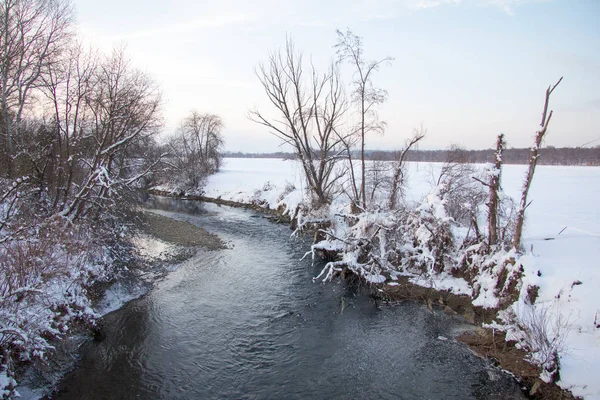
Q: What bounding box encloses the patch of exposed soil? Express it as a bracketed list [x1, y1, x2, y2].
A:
[138, 211, 225, 250]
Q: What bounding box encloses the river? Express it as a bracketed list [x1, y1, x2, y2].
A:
[50, 197, 524, 399]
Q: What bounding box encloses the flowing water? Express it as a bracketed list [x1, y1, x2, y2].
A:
[51, 197, 524, 399]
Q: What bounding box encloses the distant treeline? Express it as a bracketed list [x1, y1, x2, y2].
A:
[225, 146, 600, 166]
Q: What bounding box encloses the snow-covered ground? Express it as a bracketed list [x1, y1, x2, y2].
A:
[205, 157, 600, 399]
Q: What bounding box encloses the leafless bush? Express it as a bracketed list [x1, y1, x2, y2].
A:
[496, 193, 517, 247]
[0, 209, 111, 389]
[511, 301, 572, 382]
[365, 160, 392, 205]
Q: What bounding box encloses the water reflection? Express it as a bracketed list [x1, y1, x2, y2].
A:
[142, 194, 209, 215]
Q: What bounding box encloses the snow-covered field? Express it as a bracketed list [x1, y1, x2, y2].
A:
[205, 157, 600, 399]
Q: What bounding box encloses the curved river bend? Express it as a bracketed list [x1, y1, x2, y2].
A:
[52, 197, 524, 399]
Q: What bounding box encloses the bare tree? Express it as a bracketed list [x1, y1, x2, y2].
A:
[335, 29, 393, 209]
[388, 127, 425, 209]
[166, 110, 224, 188]
[0, 0, 74, 177]
[194, 113, 224, 173]
[470, 134, 510, 247]
[38, 43, 98, 211]
[250, 38, 347, 207]
[59, 48, 162, 221]
[488, 133, 505, 246]
[512, 77, 562, 249]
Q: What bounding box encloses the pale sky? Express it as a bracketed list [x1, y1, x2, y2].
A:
[73, 0, 600, 152]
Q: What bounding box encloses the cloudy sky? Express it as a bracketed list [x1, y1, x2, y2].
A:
[73, 0, 599, 152]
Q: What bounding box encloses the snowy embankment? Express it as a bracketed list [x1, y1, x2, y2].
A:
[205, 157, 600, 399]
[202, 158, 307, 214]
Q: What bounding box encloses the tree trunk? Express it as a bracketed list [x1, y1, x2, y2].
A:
[512, 77, 562, 249]
[488, 133, 504, 246]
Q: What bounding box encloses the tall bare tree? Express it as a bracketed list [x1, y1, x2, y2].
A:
[59, 48, 162, 221]
[250, 38, 347, 206]
[335, 29, 392, 209]
[38, 43, 97, 210]
[512, 77, 562, 249]
[0, 0, 74, 177]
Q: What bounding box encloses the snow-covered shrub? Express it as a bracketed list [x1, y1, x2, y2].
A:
[312, 186, 455, 284]
[458, 245, 524, 309]
[396, 187, 455, 275]
[0, 177, 31, 243]
[0, 216, 110, 373]
[0, 368, 17, 398]
[281, 181, 296, 198]
[312, 209, 394, 284]
[0, 180, 118, 395]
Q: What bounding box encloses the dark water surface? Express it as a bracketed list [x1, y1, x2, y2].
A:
[53, 197, 524, 399]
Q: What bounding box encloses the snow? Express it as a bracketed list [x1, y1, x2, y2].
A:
[96, 281, 149, 316]
[132, 234, 174, 260]
[416, 186, 451, 221]
[203, 158, 306, 215]
[205, 158, 600, 399]
[1, 370, 17, 398]
[409, 273, 472, 297]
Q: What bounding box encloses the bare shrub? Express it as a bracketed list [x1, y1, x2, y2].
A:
[496, 192, 517, 247]
[0, 209, 110, 390]
[0, 177, 31, 243]
[365, 160, 392, 206]
[508, 301, 572, 383]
